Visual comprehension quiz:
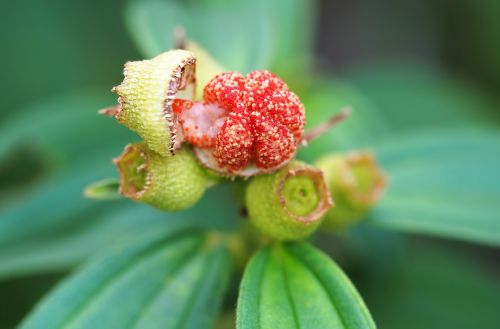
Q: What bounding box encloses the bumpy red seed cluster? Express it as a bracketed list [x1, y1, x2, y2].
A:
[204, 71, 305, 172]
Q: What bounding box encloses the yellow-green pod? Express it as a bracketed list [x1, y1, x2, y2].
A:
[114, 142, 208, 211]
[112, 50, 196, 156]
[245, 161, 333, 240]
[316, 152, 387, 230]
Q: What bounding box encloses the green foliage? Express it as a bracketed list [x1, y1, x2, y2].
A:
[237, 242, 375, 329]
[125, 0, 315, 83]
[369, 129, 500, 246]
[2, 0, 500, 328]
[0, 182, 240, 279]
[346, 64, 500, 132]
[357, 240, 500, 328]
[19, 222, 231, 329]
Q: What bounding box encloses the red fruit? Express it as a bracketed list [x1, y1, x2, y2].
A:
[175, 70, 305, 175]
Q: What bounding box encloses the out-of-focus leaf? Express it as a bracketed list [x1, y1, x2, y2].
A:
[124, 0, 316, 85]
[298, 79, 388, 162]
[125, 0, 272, 73]
[20, 224, 231, 329]
[237, 242, 375, 329]
[84, 178, 121, 200]
[185, 41, 226, 99]
[0, 181, 240, 280]
[368, 129, 500, 246]
[253, 0, 316, 85]
[0, 1, 137, 122]
[358, 242, 500, 329]
[0, 88, 133, 209]
[0, 88, 132, 165]
[347, 64, 500, 132]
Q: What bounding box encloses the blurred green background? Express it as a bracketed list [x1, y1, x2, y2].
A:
[1, 0, 500, 328]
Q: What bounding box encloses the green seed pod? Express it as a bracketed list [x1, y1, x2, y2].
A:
[114, 142, 208, 211]
[112, 50, 196, 156]
[315, 152, 387, 230]
[245, 161, 333, 240]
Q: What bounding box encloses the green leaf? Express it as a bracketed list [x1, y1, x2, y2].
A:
[298, 79, 388, 162]
[20, 224, 231, 329]
[368, 129, 500, 246]
[237, 242, 375, 329]
[0, 88, 133, 165]
[125, 0, 272, 73]
[347, 64, 500, 131]
[124, 0, 316, 83]
[357, 242, 500, 329]
[84, 178, 121, 200]
[0, 182, 240, 279]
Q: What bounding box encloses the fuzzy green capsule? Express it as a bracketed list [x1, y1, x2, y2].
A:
[114, 142, 208, 211]
[245, 161, 333, 240]
[111, 50, 196, 156]
[316, 152, 387, 229]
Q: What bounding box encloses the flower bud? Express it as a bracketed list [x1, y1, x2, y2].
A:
[245, 161, 333, 240]
[112, 50, 196, 156]
[315, 152, 387, 229]
[114, 142, 208, 211]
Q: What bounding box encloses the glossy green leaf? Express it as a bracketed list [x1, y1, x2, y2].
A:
[20, 225, 231, 329]
[368, 129, 500, 246]
[237, 242, 375, 329]
[84, 178, 121, 200]
[125, 0, 272, 73]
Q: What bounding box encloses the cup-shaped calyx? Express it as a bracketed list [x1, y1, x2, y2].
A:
[111, 50, 196, 156]
[245, 161, 333, 240]
[315, 152, 387, 229]
[113, 142, 208, 211]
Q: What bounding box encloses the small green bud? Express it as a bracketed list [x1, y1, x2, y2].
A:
[112, 50, 196, 156]
[315, 152, 387, 229]
[245, 161, 333, 240]
[114, 142, 208, 211]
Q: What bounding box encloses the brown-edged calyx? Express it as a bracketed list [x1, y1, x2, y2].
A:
[245, 161, 333, 240]
[105, 49, 196, 157]
[315, 151, 387, 229]
[113, 142, 209, 211]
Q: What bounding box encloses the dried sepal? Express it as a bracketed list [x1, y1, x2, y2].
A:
[111, 50, 196, 156]
[316, 151, 387, 229]
[245, 161, 333, 240]
[114, 142, 208, 211]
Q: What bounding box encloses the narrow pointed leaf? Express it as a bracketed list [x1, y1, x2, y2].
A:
[20, 225, 231, 329]
[0, 182, 239, 279]
[237, 242, 375, 329]
[84, 178, 121, 200]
